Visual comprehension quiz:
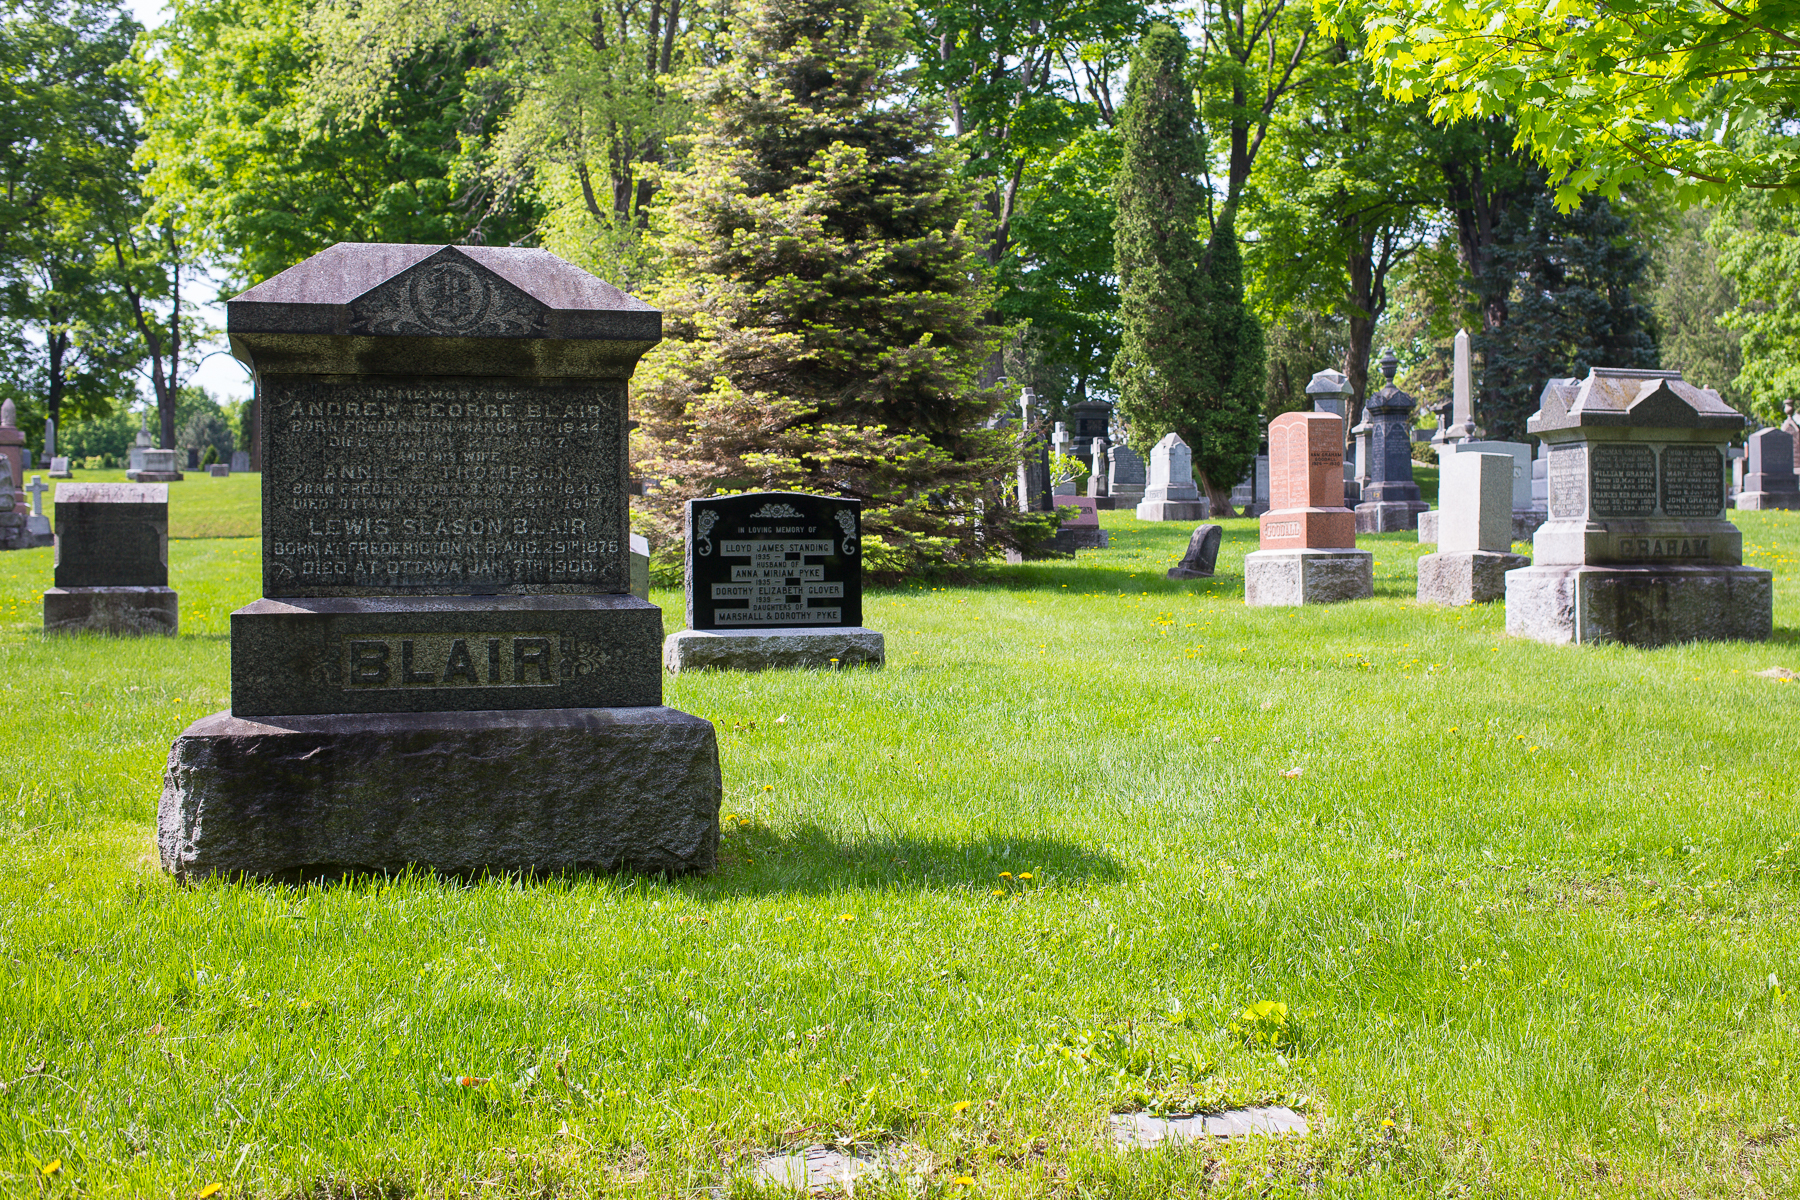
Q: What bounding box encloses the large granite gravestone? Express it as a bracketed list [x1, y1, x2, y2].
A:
[1108, 442, 1146, 505]
[44, 483, 178, 634]
[1244, 412, 1372, 605]
[128, 447, 183, 482]
[159, 242, 720, 879]
[664, 491, 884, 672]
[230, 449, 250, 473]
[1735, 427, 1800, 510]
[1417, 453, 1529, 606]
[1505, 367, 1771, 646]
[1136, 432, 1209, 521]
[1351, 352, 1430, 532]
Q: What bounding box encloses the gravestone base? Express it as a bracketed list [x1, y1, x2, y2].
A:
[1243, 548, 1374, 606]
[0, 510, 30, 551]
[1417, 509, 1439, 543]
[1136, 498, 1209, 522]
[663, 627, 885, 673]
[1512, 509, 1547, 540]
[159, 706, 721, 880]
[1005, 526, 1109, 562]
[125, 469, 183, 483]
[44, 586, 178, 635]
[208, 464, 230, 478]
[48, 465, 72, 480]
[1354, 499, 1429, 533]
[1734, 490, 1800, 511]
[228, 595, 665, 717]
[1505, 564, 1773, 646]
[1417, 550, 1529, 606]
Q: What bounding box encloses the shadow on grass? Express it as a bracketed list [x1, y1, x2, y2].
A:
[699, 824, 1128, 897]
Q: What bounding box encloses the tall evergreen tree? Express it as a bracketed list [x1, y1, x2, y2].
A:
[1111, 24, 1261, 510]
[634, 0, 1052, 578]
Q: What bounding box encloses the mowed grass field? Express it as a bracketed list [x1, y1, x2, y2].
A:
[2, 474, 1799, 1198]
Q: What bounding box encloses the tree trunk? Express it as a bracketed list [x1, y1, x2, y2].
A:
[1198, 469, 1238, 518]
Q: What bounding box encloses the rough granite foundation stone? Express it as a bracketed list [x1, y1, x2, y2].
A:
[664, 627, 885, 673]
[44, 586, 178, 635]
[159, 706, 721, 879]
[1417, 551, 1530, 606]
[1505, 565, 1772, 646]
[1243, 548, 1373, 606]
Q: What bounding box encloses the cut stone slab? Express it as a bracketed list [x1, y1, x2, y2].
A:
[664, 627, 884, 673]
[228, 594, 664, 717]
[1244, 548, 1373, 606]
[753, 1147, 878, 1192]
[44, 586, 178, 635]
[1505, 564, 1773, 647]
[1735, 490, 1800, 511]
[1417, 550, 1529, 606]
[158, 706, 721, 879]
[1110, 1107, 1310, 1148]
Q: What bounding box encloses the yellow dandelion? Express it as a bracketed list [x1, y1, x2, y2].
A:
[999, 872, 1012, 879]
[1018, 873, 1032, 880]
[951, 1100, 972, 1114]
[838, 913, 855, 922]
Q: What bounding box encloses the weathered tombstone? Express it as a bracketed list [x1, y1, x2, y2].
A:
[128, 413, 151, 475]
[1432, 329, 1478, 444]
[1244, 411, 1372, 605]
[24, 475, 52, 544]
[48, 455, 71, 478]
[1352, 352, 1430, 532]
[159, 241, 720, 880]
[1252, 454, 1270, 516]
[1086, 435, 1109, 502]
[1506, 367, 1771, 646]
[44, 482, 178, 634]
[230, 449, 250, 473]
[1735, 427, 1800, 510]
[1305, 368, 1355, 504]
[1108, 442, 1146, 505]
[1168, 524, 1222, 579]
[0, 436, 28, 553]
[664, 491, 883, 672]
[1422, 439, 1537, 543]
[208, 463, 230, 478]
[1136, 432, 1209, 520]
[185, 446, 200, 469]
[1417, 453, 1529, 605]
[128, 446, 183, 482]
[0, 399, 25, 513]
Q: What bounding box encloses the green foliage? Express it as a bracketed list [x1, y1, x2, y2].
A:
[137, 0, 538, 291]
[1111, 25, 1261, 504]
[199, 442, 218, 466]
[1715, 185, 1800, 422]
[0, 0, 144, 430]
[1472, 189, 1657, 441]
[181, 408, 233, 461]
[56, 403, 137, 461]
[1365, 0, 1800, 206]
[1649, 206, 1744, 408]
[634, 0, 1053, 577]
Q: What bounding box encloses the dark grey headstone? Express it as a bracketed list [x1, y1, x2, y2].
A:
[53, 482, 168, 587]
[1745, 427, 1798, 493]
[1168, 524, 1222, 579]
[684, 492, 862, 630]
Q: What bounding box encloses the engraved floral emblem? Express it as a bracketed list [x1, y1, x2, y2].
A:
[835, 508, 858, 557]
[565, 641, 612, 677]
[694, 509, 719, 556]
[349, 256, 546, 337]
[748, 502, 804, 519]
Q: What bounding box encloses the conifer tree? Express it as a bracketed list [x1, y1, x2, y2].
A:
[1111, 24, 1262, 511]
[633, 0, 1050, 576]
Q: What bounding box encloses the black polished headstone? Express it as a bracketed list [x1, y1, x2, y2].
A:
[685, 492, 862, 630]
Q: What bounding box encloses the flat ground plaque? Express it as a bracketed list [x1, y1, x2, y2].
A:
[685, 493, 862, 630]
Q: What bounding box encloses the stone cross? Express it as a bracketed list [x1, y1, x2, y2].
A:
[1051, 421, 1069, 457]
[135, 412, 152, 448]
[1018, 387, 1034, 425]
[25, 474, 48, 516]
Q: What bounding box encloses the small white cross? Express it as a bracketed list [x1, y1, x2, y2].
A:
[25, 474, 48, 516]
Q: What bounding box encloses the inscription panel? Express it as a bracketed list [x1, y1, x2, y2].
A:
[1589, 444, 1657, 519]
[1660, 445, 1724, 518]
[262, 378, 626, 596]
[1547, 444, 1587, 519]
[686, 492, 862, 630]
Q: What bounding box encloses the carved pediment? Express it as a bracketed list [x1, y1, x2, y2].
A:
[348, 248, 548, 338]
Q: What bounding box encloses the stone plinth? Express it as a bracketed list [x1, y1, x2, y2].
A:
[159, 706, 721, 879]
[1419, 451, 1530, 605]
[664, 627, 885, 673]
[1506, 368, 1770, 646]
[127, 448, 183, 482]
[45, 586, 179, 635]
[1246, 411, 1371, 605]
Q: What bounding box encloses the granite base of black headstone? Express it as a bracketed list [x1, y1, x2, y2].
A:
[1168, 524, 1223, 579]
[44, 586, 178, 635]
[1735, 491, 1800, 511]
[229, 594, 664, 716]
[1416, 550, 1529, 606]
[663, 626, 885, 674]
[159, 706, 721, 879]
[1505, 564, 1773, 646]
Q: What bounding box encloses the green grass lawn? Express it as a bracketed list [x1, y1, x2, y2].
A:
[35, 468, 262, 539]
[3, 500, 1799, 1198]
